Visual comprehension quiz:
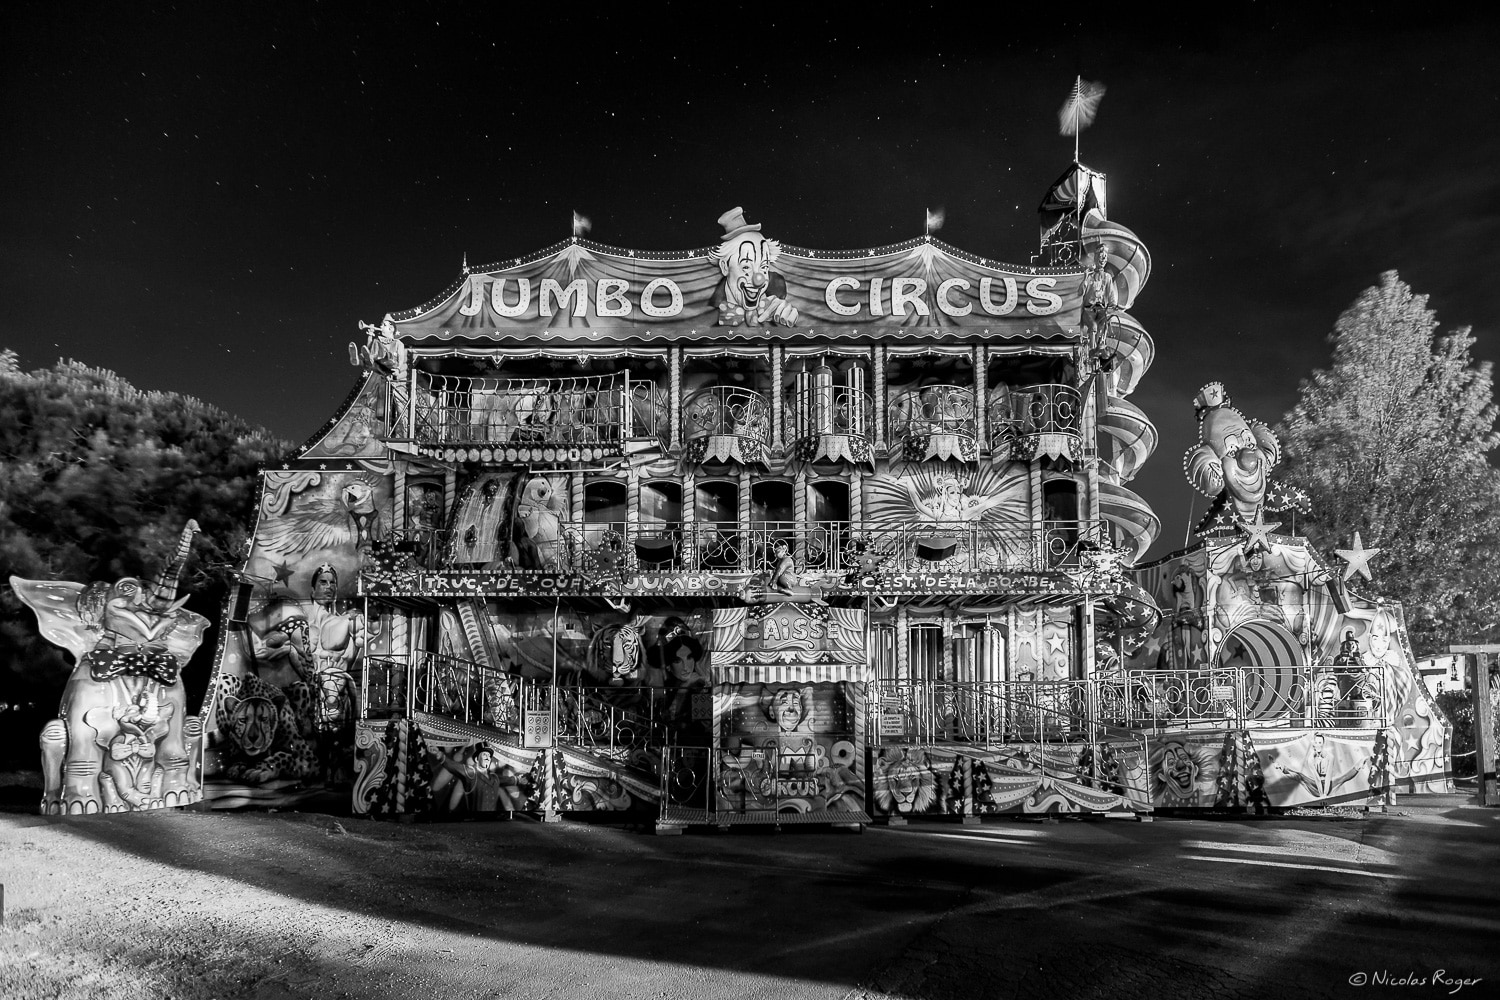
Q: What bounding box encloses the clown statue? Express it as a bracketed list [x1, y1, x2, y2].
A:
[710, 207, 800, 327]
[1183, 382, 1308, 544]
[1184, 382, 1281, 528]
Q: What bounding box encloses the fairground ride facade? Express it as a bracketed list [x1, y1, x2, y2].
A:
[197, 163, 1446, 826]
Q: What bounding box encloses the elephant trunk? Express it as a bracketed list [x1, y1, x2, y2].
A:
[149, 520, 201, 611]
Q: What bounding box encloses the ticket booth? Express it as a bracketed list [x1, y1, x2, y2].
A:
[708, 604, 872, 826]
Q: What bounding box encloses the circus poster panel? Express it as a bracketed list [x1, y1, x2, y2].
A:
[354, 718, 545, 818]
[869, 746, 961, 819]
[1254, 730, 1381, 808]
[1118, 731, 1239, 811]
[970, 745, 1129, 815]
[207, 470, 394, 801]
[715, 681, 864, 817]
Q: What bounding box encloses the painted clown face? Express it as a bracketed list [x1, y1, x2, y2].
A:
[718, 234, 777, 312]
[771, 688, 808, 731]
[1210, 413, 1268, 514]
[1157, 741, 1199, 802]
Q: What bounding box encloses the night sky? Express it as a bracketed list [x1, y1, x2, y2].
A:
[3, 4, 1497, 561]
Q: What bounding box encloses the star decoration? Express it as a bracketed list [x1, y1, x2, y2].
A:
[273, 561, 294, 586]
[1239, 518, 1281, 554]
[1336, 532, 1381, 582]
[1045, 632, 1068, 656]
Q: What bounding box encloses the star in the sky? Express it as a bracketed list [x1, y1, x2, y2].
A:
[1336, 532, 1381, 582]
[1239, 519, 1281, 555]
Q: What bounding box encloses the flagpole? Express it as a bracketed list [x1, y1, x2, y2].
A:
[1074, 76, 1081, 163]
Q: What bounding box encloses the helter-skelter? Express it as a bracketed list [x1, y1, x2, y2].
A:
[12, 151, 1449, 823]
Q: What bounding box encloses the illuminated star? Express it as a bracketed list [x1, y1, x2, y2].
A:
[273, 561, 294, 586]
[1336, 532, 1381, 582]
[1239, 518, 1281, 554]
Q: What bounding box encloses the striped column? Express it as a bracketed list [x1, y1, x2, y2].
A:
[682, 469, 697, 568]
[770, 345, 784, 452]
[668, 346, 682, 453]
[738, 468, 752, 573]
[973, 343, 987, 454]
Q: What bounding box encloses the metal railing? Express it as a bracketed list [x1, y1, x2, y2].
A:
[785, 385, 874, 444]
[887, 385, 976, 451]
[412, 371, 667, 449]
[681, 386, 772, 447]
[872, 668, 1389, 744]
[1017, 383, 1082, 437]
[362, 518, 1109, 580]
[1095, 665, 1388, 729]
[876, 680, 1095, 744]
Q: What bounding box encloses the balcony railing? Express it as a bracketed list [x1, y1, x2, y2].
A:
[1017, 383, 1083, 437]
[1094, 665, 1389, 730]
[680, 386, 772, 463]
[873, 667, 1389, 745]
[785, 385, 874, 447]
[887, 385, 977, 461]
[412, 371, 668, 452]
[365, 651, 700, 749]
[364, 519, 1109, 580]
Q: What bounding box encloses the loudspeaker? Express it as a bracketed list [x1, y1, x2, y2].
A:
[228, 580, 255, 625]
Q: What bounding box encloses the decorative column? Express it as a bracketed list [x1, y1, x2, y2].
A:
[1081, 598, 1097, 680]
[794, 467, 809, 571]
[681, 469, 697, 569]
[570, 473, 584, 524]
[626, 467, 640, 573]
[393, 465, 408, 540]
[941, 613, 955, 683]
[443, 468, 458, 531]
[770, 345, 785, 453]
[738, 467, 752, 574]
[872, 345, 887, 454]
[896, 605, 910, 682]
[973, 344, 988, 455]
[668, 346, 683, 453]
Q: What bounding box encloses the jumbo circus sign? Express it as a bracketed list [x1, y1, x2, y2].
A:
[375, 569, 1081, 599]
[392, 209, 1085, 342]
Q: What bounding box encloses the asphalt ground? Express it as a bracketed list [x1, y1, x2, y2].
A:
[1, 788, 1496, 1000]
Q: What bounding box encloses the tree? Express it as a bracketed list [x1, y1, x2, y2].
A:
[0, 355, 294, 767]
[1277, 271, 1500, 656]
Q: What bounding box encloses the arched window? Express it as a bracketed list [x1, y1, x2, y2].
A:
[808, 480, 850, 570]
[695, 479, 740, 571]
[637, 480, 682, 569]
[583, 480, 627, 556]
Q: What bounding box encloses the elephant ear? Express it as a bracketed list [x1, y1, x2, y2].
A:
[1184, 443, 1225, 499]
[8, 576, 94, 663]
[1250, 421, 1281, 469]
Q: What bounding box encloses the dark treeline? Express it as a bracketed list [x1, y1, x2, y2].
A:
[0, 350, 291, 767]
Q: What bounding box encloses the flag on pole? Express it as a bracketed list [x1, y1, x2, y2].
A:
[1059, 76, 1106, 162]
[925, 207, 945, 235]
[572, 211, 592, 237]
[1058, 76, 1107, 137]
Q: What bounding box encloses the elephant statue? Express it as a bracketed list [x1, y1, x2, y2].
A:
[10, 520, 210, 815]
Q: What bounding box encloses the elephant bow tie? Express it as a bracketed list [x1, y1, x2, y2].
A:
[88, 645, 182, 685]
[109, 736, 157, 762]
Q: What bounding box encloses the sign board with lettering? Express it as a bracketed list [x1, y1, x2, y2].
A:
[523, 711, 554, 749]
[391, 231, 1084, 345]
[363, 568, 1083, 601]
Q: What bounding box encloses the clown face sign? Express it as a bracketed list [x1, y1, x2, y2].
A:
[710, 207, 800, 327]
